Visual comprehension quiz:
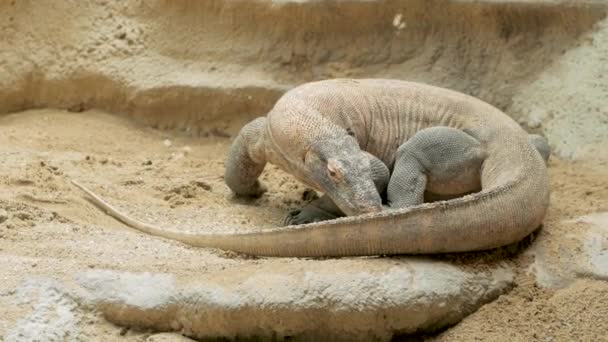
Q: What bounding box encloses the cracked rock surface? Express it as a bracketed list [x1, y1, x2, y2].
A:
[73, 262, 512, 341]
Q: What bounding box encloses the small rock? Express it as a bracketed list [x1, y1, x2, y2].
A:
[210, 127, 230, 138]
[392, 13, 406, 30]
[169, 152, 184, 161]
[530, 212, 608, 288]
[122, 179, 144, 186]
[0, 209, 8, 224]
[193, 180, 211, 191]
[528, 118, 542, 129]
[392, 13, 403, 27]
[527, 107, 548, 129]
[163, 139, 172, 147]
[13, 179, 35, 186]
[67, 103, 87, 113]
[15, 212, 32, 221]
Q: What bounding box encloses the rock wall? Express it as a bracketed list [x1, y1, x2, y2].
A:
[1, 1, 606, 158]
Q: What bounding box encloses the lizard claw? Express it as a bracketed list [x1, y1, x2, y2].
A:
[283, 209, 303, 226]
[234, 181, 267, 198]
[283, 207, 338, 226]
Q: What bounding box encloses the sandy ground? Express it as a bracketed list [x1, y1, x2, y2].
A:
[0, 109, 606, 341]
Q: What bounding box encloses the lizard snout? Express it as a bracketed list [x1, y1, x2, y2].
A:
[340, 195, 382, 216]
[337, 198, 382, 216]
[357, 203, 383, 215]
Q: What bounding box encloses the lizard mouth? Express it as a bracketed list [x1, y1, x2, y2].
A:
[336, 195, 382, 216]
[356, 204, 383, 215]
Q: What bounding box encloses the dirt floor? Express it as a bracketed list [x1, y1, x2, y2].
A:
[0, 109, 606, 341]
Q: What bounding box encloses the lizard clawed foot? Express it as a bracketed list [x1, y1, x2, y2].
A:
[283, 207, 339, 226]
[234, 181, 267, 198]
[249, 183, 268, 197]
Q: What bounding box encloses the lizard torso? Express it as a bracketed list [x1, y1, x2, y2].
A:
[263, 79, 522, 190]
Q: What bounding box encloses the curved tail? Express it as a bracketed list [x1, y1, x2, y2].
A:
[71, 142, 549, 257]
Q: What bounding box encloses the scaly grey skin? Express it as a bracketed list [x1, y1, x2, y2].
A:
[284, 150, 390, 225]
[286, 129, 549, 224]
[72, 79, 551, 257]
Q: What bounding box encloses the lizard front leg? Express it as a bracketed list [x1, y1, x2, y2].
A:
[284, 152, 389, 225]
[225, 117, 268, 197]
[283, 195, 343, 225]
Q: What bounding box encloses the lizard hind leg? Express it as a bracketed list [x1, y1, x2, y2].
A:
[224, 117, 268, 197]
[528, 134, 551, 163]
[387, 127, 487, 208]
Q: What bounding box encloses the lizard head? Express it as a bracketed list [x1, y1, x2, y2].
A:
[303, 134, 382, 216]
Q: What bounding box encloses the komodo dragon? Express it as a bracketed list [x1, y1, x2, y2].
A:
[72, 79, 551, 257]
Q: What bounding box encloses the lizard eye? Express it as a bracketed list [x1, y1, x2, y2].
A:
[303, 148, 311, 163]
[327, 159, 344, 182]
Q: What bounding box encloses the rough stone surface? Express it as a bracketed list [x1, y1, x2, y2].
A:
[4, 279, 79, 342]
[75, 262, 513, 341]
[581, 213, 608, 280]
[511, 17, 608, 159]
[530, 212, 608, 288]
[1, 0, 606, 147]
[1, 260, 513, 341]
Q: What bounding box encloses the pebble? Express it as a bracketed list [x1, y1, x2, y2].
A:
[0, 209, 8, 224]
